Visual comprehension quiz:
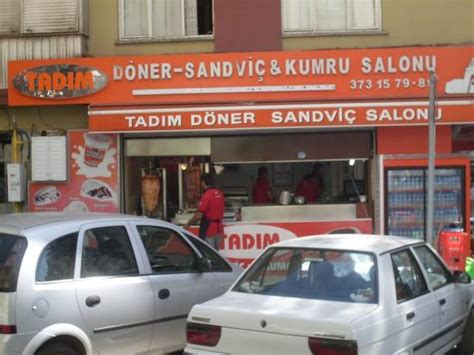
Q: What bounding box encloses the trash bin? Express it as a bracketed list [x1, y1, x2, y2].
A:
[438, 230, 471, 272]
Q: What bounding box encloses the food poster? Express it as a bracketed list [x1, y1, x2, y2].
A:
[28, 130, 120, 213]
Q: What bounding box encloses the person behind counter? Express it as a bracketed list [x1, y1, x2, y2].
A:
[184, 173, 224, 250]
[295, 173, 321, 203]
[252, 166, 273, 204]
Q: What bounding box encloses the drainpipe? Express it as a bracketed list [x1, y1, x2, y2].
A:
[11, 126, 23, 213]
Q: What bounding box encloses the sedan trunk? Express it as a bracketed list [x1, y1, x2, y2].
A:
[188, 292, 378, 354]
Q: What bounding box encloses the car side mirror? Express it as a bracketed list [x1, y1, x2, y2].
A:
[452, 271, 471, 284]
[199, 257, 212, 272]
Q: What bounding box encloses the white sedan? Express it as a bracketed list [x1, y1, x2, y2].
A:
[185, 234, 474, 355]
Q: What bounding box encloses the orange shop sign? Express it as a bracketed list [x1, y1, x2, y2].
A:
[89, 99, 473, 133]
[8, 46, 474, 106]
[12, 64, 108, 99]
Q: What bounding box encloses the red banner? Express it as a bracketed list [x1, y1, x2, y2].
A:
[29, 130, 120, 213]
[189, 219, 373, 268]
[89, 100, 473, 132]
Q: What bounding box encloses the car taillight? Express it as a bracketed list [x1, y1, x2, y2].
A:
[187, 322, 221, 347]
[0, 325, 16, 334]
[308, 337, 357, 355]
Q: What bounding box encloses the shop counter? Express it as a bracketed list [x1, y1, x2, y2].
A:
[184, 203, 373, 267]
[240, 204, 358, 222]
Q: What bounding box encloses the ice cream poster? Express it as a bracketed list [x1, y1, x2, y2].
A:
[28, 130, 120, 213]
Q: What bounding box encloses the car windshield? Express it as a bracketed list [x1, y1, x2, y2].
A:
[0, 234, 27, 292]
[233, 247, 377, 303]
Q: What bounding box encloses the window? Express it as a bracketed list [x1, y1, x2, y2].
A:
[185, 232, 232, 272]
[0, 0, 83, 35]
[391, 249, 428, 303]
[0, 235, 27, 292]
[282, 0, 380, 34]
[234, 248, 377, 303]
[36, 233, 78, 282]
[81, 226, 139, 278]
[137, 226, 199, 273]
[120, 0, 213, 40]
[413, 246, 451, 290]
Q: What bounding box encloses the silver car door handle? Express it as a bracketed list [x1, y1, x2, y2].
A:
[406, 312, 415, 320]
[85, 295, 101, 307]
[439, 298, 446, 306]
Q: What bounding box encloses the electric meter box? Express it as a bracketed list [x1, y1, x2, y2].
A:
[7, 163, 25, 202]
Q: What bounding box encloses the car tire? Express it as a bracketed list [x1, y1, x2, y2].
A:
[35, 338, 85, 355]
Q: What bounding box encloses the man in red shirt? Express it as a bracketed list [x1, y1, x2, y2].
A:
[185, 173, 225, 250]
[252, 166, 273, 204]
[295, 174, 321, 203]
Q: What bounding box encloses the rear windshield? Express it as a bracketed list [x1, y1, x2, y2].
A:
[233, 247, 377, 303]
[0, 234, 27, 292]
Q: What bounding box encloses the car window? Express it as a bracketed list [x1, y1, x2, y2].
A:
[391, 249, 428, 303]
[185, 232, 232, 272]
[413, 246, 451, 290]
[36, 233, 78, 282]
[137, 226, 199, 274]
[0, 234, 27, 292]
[81, 226, 139, 278]
[233, 247, 377, 303]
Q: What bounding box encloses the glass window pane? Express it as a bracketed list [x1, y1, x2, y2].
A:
[387, 169, 425, 239]
[315, 0, 347, 31]
[234, 248, 377, 303]
[432, 168, 464, 234]
[123, 0, 149, 37]
[282, 0, 313, 31]
[185, 232, 232, 272]
[413, 246, 451, 290]
[184, 0, 198, 35]
[391, 249, 428, 302]
[36, 233, 77, 282]
[0, 235, 27, 291]
[152, 0, 184, 37]
[349, 0, 376, 29]
[81, 226, 139, 278]
[138, 226, 199, 273]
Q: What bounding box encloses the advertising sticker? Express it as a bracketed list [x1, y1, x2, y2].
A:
[28, 130, 120, 213]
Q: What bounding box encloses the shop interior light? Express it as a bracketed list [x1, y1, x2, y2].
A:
[214, 164, 225, 175]
[180, 163, 188, 171]
[349, 159, 356, 166]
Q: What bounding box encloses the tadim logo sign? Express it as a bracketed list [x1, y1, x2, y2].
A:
[12, 64, 108, 99]
[221, 224, 298, 260]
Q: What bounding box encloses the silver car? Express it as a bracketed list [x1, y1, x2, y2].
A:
[0, 213, 242, 355]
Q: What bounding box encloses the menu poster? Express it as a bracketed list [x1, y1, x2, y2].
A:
[28, 130, 120, 213]
[31, 136, 67, 181]
[273, 163, 292, 186]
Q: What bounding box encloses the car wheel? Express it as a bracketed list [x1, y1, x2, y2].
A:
[35, 339, 85, 355]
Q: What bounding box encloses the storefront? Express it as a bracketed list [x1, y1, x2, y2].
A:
[8, 45, 473, 266]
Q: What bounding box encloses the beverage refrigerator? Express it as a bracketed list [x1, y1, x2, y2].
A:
[383, 157, 471, 240]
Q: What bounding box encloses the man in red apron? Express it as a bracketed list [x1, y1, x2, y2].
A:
[295, 174, 321, 203]
[185, 173, 225, 250]
[252, 166, 273, 204]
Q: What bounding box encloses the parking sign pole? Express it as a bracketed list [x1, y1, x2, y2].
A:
[426, 71, 437, 247]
